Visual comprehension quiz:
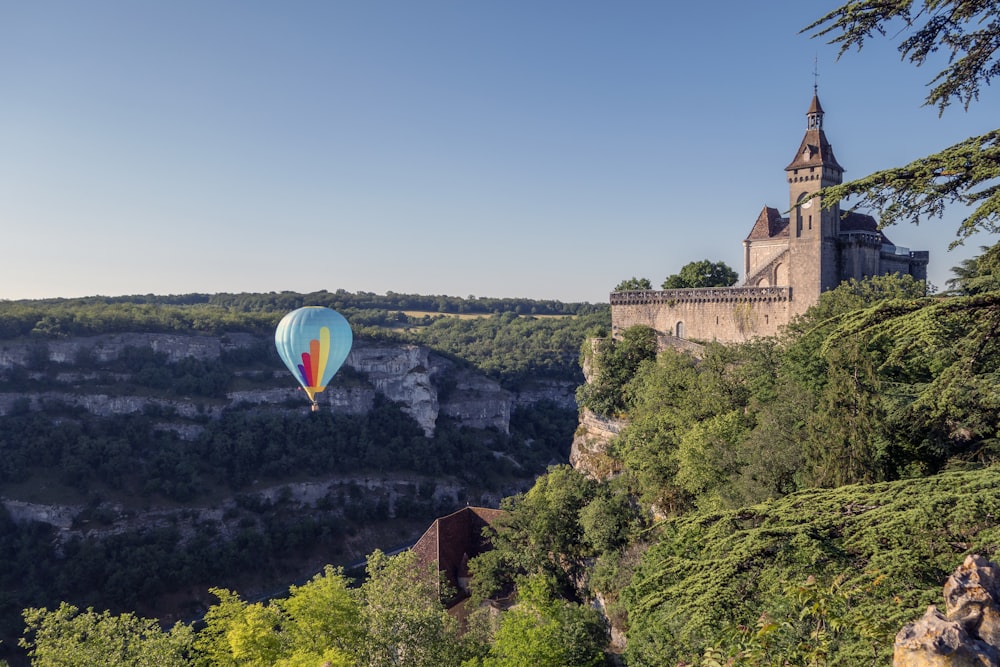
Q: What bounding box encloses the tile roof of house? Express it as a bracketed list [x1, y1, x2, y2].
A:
[411, 506, 507, 601]
[746, 206, 789, 240]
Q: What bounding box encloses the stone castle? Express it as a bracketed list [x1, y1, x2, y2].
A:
[610, 91, 928, 344]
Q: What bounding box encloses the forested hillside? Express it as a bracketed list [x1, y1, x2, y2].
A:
[469, 243, 1000, 665]
[0, 291, 606, 387]
[0, 292, 608, 666]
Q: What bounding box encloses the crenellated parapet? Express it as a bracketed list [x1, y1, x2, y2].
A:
[611, 286, 794, 343]
[610, 286, 791, 306]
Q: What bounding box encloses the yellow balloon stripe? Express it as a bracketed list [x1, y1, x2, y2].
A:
[316, 326, 331, 389]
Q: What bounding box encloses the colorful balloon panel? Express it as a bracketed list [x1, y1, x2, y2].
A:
[274, 307, 353, 404]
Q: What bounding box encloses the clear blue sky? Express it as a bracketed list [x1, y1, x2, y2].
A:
[2, 1, 996, 303]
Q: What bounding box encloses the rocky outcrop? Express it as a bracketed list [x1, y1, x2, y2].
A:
[895, 554, 1000, 666]
[0, 391, 221, 419]
[570, 409, 627, 480]
[1, 475, 522, 554]
[3, 500, 78, 531]
[344, 343, 444, 436]
[510, 379, 577, 411]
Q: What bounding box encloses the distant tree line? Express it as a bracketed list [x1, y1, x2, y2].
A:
[0, 290, 605, 339]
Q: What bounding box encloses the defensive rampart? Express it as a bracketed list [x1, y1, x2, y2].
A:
[610, 286, 793, 344]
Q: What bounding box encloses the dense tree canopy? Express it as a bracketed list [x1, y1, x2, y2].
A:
[613, 277, 652, 292]
[661, 260, 738, 289]
[576, 325, 659, 417]
[947, 242, 1000, 294]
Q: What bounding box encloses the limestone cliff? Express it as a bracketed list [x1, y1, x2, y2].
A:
[570, 409, 626, 480]
[0, 334, 570, 438]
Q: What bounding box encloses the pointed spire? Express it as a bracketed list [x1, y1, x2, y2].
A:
[785, 90, 842, 172]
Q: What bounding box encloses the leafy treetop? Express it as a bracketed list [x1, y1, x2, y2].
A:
[614, 277, 652, 292]
[662, 260, 738, 289]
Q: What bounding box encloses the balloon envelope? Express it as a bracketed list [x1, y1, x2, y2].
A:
[274, 307, 353, 404]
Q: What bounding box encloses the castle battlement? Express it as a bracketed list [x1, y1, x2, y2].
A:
[610, 286, 791, 306]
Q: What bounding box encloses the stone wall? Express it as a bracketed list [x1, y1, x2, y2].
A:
[611, 287, 792, 343]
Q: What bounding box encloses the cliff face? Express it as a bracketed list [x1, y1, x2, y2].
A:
[570, 409, 626, 480]
[0, 333, 571, 438]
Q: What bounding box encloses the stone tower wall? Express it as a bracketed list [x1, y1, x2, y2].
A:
[611, 287, 792, 344]
[838, 232, 883, 283]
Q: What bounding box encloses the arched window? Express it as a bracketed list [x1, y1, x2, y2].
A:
[775, 262, 788, 285]
[795, 192, 810, 236]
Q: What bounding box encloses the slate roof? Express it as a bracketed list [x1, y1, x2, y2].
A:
[785, 94, 844, 172]
[841, 210, 893, 245]
[745, 206, 894, 245]
[746, 206, 789, 240]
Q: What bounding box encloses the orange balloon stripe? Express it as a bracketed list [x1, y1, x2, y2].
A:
[309, 338, 320, 387]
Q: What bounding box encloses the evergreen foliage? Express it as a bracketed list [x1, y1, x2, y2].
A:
[8, 247, 1000, 664]
[0, 291, 596, 664]
[804, 0, 1000, 241]
[470, 574, 607, 667]
[576, 325, 658, 417]
[623, 467, 1000, 666]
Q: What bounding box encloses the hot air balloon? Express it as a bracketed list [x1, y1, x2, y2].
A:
[274, 306, 353, 411]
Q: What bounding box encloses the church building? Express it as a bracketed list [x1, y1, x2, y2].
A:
[610, 91, 929, 344]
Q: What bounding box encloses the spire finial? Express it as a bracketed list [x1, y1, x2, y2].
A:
[813, 55, 819, 96]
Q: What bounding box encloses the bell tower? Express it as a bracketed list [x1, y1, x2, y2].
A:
[785, 91, 845, 314]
